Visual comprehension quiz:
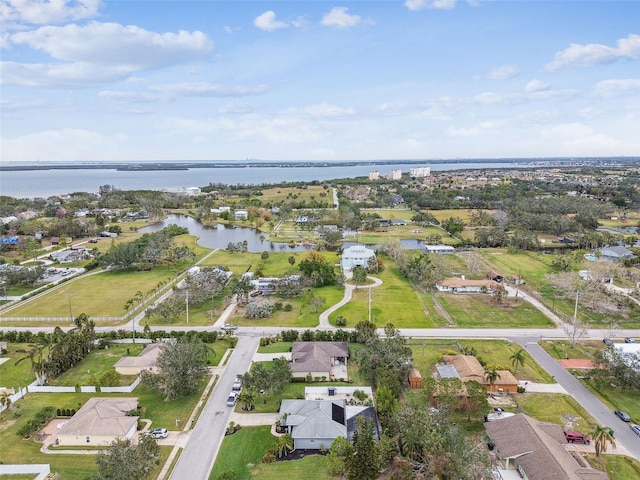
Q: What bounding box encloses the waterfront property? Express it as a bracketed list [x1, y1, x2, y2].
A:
[340, 244, 376, 271]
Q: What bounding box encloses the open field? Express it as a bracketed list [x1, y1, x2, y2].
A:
[540, 340, 604, 361]
[408, 339, 555, 383]
[255, 185, 333, 205]
[0, 343, 39, 389]
[0, 392, 178, 479]
[516, 393, 597, 432]
[209, 425, 276, 480]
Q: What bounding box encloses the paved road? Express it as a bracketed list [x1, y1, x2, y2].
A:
[169, 335, 260, 480]
[513, 337, 640, 461]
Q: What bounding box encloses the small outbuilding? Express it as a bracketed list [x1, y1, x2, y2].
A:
[408, 368, 422, 389]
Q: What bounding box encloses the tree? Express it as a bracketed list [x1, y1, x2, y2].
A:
[443, 216, 465, 236]
[466, 380, 489, 422]
[492, 284, 507, 304]
[237, 389, 256, 411]
[592, 425, 616, 457]
[510, 349, 526, 374]
[326, 436, 352, 477]
[94, 437, 159, 480]
[288, 255, 296, 266]
[143, 338, 208, 401]
[0, 390, 12, 412]
[274, 433, 293, 458]
[352, 266, 367, 289]
[261, 251, 269, 261]
[484, 366, 501, 393]
[298, 251, 336, 286]
[346, 417, 379, 480]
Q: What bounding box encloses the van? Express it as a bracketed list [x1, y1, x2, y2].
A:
[564, 431, 590, 444]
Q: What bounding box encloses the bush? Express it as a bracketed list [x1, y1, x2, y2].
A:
[335, 316, 347, 327]
[281, 330, 299, 342]
[262, 451, 276, 464]
[283, 303, 293, 312]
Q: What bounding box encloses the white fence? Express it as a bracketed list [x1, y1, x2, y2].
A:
[0, 464, 50, 480]
[102, 375, 142, 393]
[27, 384, 76, 393]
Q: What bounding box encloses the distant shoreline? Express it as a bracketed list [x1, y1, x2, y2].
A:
[0, 157, 636, 172]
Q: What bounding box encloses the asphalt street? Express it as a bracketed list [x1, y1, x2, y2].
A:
[169, 335, 260, 480]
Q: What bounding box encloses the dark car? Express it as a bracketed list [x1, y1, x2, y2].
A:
[625, 338, 637, 343]
[603, 338, 614, 346]
[615, 410, 631, 422]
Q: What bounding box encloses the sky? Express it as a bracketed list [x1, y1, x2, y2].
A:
[1, 0, 639, 163]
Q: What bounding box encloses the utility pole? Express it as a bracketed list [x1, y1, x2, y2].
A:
[185, 290, 189, 324]
[368, 286, 372, 323]
[573, 289, 579, 322]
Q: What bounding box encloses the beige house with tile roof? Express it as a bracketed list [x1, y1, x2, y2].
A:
[485, 413, 608, 480]
[57, 397, 139, 446]
[115, 343, 163, 375]
[441, 354, 518, 393]
[436, 277, 499, 293]
[290, 342, 349, 380]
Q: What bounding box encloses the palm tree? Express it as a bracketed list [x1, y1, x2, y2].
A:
[510, 349, 526, 374]
[484, 366, 501, 393]
[274, 433, 294, 458]
[592, 425, 616, 457]
[0, 390, 12, 412]
[237, 389, 256, 411]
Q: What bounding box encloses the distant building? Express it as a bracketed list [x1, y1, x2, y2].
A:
[184, 186, 202, 195]
[368, 171, 380, 180]
[423, 244, 455, 254]
[410, 166, 431, 178]
[234, 210, 248, 220]
[600, 245, 634, 260]
[387, 169, 402, 181]
[341, 244, 376, 271]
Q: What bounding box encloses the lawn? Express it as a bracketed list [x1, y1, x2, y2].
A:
[208, 425, 276, 480]
[249, 453, 332, 480]
[408, 339, 555, 383]
[436, 293, 554, 328]
[587, 454, 640, 480]
[329, 264, 432, 328]
[539, 340, 604, 361]
[516, 393, 596, 432]
[257, 342, 293, 354]
[0, 392, 175, 479]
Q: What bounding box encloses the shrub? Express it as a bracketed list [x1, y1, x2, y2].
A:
[283, 303, 292, 312]
[335, 316, 347, 327]
[262, 451, 276, 464]
[281, 330, 299, 342]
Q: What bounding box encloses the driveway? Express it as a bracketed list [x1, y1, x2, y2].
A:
[318, 275, 382, 328]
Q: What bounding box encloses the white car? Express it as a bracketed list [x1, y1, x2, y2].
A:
[232, 377, 243, 392]
[226, 392, 238, 407]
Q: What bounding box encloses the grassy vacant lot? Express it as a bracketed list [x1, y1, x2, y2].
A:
[0, 392, 176, 479]
[250, 454, 332, 480]
[516, 393, 596, 432]
[0, 343, 39, 389]
[330, 265, 431, 328]
[436, 293, 554, 328]
[48, 343, 145, 386]
[540, 340, 604, 361]
[257, 342, 293, 354]
[408, 339, 554, 383]
[255, 185, 333, 205]
[209, 425, 276, 480]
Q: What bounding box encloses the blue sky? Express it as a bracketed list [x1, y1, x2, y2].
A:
[1, 0, 639, 162]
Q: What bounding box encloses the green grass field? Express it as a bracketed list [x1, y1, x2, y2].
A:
[516, 393, 597, 432]
[257, 342, 293, 354]
[587, 454, 640, 480]
[209, 426, 276, 480]
[249, 454, 332, 480]
[0, 343, 40, 390]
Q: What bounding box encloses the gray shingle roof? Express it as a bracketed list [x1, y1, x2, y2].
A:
[290, 342, 348, 374]
[58, 397, 138, 437]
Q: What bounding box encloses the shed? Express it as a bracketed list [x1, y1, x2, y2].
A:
[408, 368, 422, 389]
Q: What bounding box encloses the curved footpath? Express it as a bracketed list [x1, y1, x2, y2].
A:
[318, 276, 383, 328]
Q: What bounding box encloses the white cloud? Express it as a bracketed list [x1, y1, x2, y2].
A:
[593, 78, 640, 97]
[448, 120, 504, 136]
[298, 103, 356, 118]
[546, 34, 640, 71]
[321, 7, 362, 28]
[538, 122, 633, 156]
[0, 60, 135, 87]
[151, 82, 270, 97]
[254, 11, 288, 32]
[1, 0, 101, 25]
[1, 128, 127, 162]
[487, 64, 519, 80]
[405, 0, 457, 11]
[10, 22, 212, 67]
[525, 79, 550, 92]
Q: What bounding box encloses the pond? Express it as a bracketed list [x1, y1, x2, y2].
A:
[140, 215, 425, 253]
[139, 215, 312, 253]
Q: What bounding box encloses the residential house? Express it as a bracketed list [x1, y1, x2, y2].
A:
[0, 236, 20, 248]
[486, 271, 504, 283]
[57, 397, 139, 446]
[304, 386, 373, 403]
[249, 274, 300, 295]
[390, 219, 407, 226]
[49, 249, 90, 264]
[184, 187, 201, 195]
[436, 277, 499, 294]
[114, 343, 163, 375]
[441, 354, 518, 393]
[340, 244, 376, 271]
[423, 244, 455, 254]
[279, 399, 379, 450]
[600, 245, 634, 260]
[234, 210, 248, 221]
[485, 413, 609, 480]
[290, 341, 349, 380]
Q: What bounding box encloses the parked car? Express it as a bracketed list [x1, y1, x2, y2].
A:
[148, 428, 168, 439]
[631, 424, 640, 437]
[625, 338, 637, 343]
[221, 323, 237, 332]
[564, 431, 590, 444]
[603, 338, 614, 346]
[615, 410, 631, 422]
[232, 377, 243, 392]
[226, 391, 238, 407]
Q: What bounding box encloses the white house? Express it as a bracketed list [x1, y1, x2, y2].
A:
[184, 186, 201, 195]
[424, 244, 455, 254]
[341, 245, 376, 271]
[234, 210, 248, 220]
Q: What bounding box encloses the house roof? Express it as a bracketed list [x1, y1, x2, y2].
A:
[114, 343, 163, 369]
[435, 364, 459, 379]
[342, 245, 375, 258]
[290, 342, 349, 374]
[601, 245, 633, 257]
[443, 354, 484, 381]
[280, 399, 346, 440]
[485, 413, 608, 480]
[58, 397, 138, 437]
